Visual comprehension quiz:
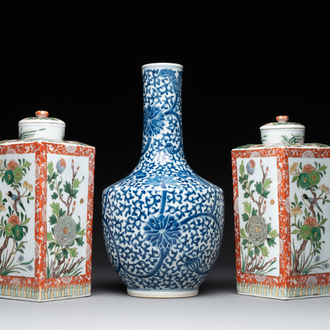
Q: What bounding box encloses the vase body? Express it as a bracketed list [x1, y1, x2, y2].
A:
[232, 115, 330, 299]
[102, 63, 225, 298]
[0, 111, 95, 301]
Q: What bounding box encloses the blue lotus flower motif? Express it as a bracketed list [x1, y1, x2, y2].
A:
[144, 105, 165, 136]
[144, 214, 181, 249]
[145, 175, 180, 189]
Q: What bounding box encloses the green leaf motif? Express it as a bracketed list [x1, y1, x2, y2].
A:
[50, 202, 60, 217]
[320, 217, 328, 226]
[255, 182, 263, 195]
[73, 178, 83, 189]
[59, 208, 66, 218]
[292, 175, 299, 183]
[47, 161, 54, 176]
[76, 222, 81, 233]
[243, 201, 251, 216]
[261, 190, 270, 199]
[319, 165, 327, 172]
[20, 258, 34, 266]
[22, 161, 32, 168]
[21, 217, 31, 226]
[75, 237, 84, 247]
[251, 208, 258, 216]
[62, 248, 69, 259]
[64, 181, 79, 199]
[78, 228, 85, 237]
[51, 192, 59, 200]
[263, 178, 272, 189]
[267, 223, 272, 234]
[240, 228, 247, 239]
[239, 161, 245, 178]
[47, 232, 53, 241]
[260, 245, 269, 257]
[49, 214, 58, 225]
[243, 192, 250, 198]
[69, 247, 78, 258]
[48, 242, 55, 250]
[242, 213, 249, 222]
[267, 237, 276, 247]
[63, 181, 71, 195]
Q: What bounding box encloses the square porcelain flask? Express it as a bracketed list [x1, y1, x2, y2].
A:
[0, 111, 95, 301]
[232, 115, 330, 299]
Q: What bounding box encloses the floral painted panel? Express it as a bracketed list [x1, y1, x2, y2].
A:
[237, 157, 280, 276]
[46, 154, 89, 278]
[0, 154, 35, 277]
[289, 158, 330, 275]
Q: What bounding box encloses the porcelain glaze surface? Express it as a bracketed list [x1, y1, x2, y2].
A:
[19, 110, 65, 140]
[232, 115, 330, 299]
[102, 63, 224, 298]
[260, 115, 305, 145]
[0, 112, 95, 301]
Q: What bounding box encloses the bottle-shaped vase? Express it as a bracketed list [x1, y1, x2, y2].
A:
[102, 63, 225, 298]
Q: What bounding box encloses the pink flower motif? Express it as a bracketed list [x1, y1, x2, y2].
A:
[88, 171, 94, 186]
[11, 278, 21, 286]
[62, 277, 72, 284]
[86, 243, 92, 260]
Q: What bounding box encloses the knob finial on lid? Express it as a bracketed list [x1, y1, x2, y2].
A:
[35, 110, 49, 118]
[276, 115, 289, 123]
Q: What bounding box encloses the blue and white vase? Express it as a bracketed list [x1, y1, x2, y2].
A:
[102, 63, 225, 298]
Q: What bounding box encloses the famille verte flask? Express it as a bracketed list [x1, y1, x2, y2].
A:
[102, 63, 225, 298]
[0, 111, 95, 301]
[232, 115, 330, 299]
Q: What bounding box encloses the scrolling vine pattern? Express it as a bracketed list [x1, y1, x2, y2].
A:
[102, 67, 224, 290]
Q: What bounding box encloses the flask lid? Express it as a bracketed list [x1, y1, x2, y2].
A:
[260, 115, 305, 145]
[19, 110, 65, 140]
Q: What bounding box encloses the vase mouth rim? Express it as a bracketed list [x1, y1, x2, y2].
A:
[142, 62, 183, 70]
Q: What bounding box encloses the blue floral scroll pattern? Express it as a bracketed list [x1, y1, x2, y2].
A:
[144, 214, 181, 249]
[102, 66, 225, 291]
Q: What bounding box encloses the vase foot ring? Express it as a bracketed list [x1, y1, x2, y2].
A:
[127, 288, 199, 299]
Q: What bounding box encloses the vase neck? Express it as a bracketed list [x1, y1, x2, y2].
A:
[140, 64, 186, 165]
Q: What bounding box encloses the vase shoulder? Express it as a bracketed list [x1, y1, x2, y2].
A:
[104, 163, 222, 195]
